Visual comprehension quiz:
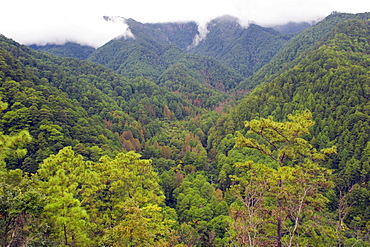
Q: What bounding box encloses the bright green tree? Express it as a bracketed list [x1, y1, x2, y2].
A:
[173, 173, 231, 245]
[0, 100, 31, 170]
[37, 147, 173, 246]
[231, 111, 336, 247]
[0, 169, 44, 246]
[93, 151, 175, 246]
[37, 147, 92, 246]
[90, 151, 165, 226]
[102, 204, 175, 247]
[0, 99, 38, 246]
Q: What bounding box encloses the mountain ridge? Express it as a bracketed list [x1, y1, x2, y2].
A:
[27, 15, 315, 50]
[1, 12, 370, 246]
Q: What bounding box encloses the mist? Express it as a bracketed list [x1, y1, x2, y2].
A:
[1, 0, 369, 48]
[0, 14, 133, 48]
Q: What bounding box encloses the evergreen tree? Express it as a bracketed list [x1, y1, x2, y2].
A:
[231, 111, 336, 246]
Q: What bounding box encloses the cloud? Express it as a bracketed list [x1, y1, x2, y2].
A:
[187, 23, 210, 50]
[1, 0, 369, 47]
[0, 5, 133, 48]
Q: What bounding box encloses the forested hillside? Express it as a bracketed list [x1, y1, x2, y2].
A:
[86, 26, 241, 107]
[30, 43, 96, 60]
[209, 18, 370, 245]
[57, 16, 292, 81]
[1, 12, 370, 246]
[189, 16, 291, 78]
[28, 16, 294, 106]
[0, 35, 210, 174]
[85, 16, 292, 106]
[236, 11, 370, 90]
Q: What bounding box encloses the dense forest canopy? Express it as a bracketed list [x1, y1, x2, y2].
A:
[1, 12, 370, 246]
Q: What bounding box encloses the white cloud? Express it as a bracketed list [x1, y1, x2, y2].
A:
[1, 0, 369, 47]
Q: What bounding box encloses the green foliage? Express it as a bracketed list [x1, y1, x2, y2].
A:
[208, 19, 370, 244]
[37, 147, 171, 245]
[29, 43, 95, 60]
[172, 173, 231, 246]
[236, 11, 370, 91]
[235, 110, 336, 166]
[1, 12, 370, 246]
[191, 18, 291, 78]
[231, 111, 336, 246]
[0, 98, 32, 168]
[0, 34, 202, 172]
[37, 147, 92, 246]
[0, 169, 44, 246]
[157, 55, 242, 108]
[102, 204, 175, 247]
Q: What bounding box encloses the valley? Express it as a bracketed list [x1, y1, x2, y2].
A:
[0, 12, 369, 246]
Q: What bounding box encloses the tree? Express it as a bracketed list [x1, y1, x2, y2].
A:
[36, 146, 172, 245]
[37, 147, 92, 246]
[0, 99, 38, 246]
[0, 169, 44, 247]
[0, 99, 31, 169]
[91, 151, 173, 245]
[102, 204, 175, 247]
[173, 174, 231, 245]
[231, 111, 336, 246]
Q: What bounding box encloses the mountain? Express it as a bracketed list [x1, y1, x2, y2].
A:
[271, 21, 315, 34]
[2, 11, 370, 246]
[236, 12, 370, 91]
[84, 16, 296, 107]
[87, 15, 293, 78]
[209, 18, 370, 239]
[29, 42, 95, 60]
[157, 54, 243, 107]
[26, 16, 300, 107]
[189, 16, 291, 77]
[28, 16, 297, 101]
[124, 17, 199, 50]
[86, 18, 247, 108]
[0, 34, 200, 172]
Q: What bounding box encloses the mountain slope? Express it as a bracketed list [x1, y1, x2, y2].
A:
[86, 19, 246, 108]
[190, 16, 291, 77]
[0, 35, 197, 172]
[27, 16, 299, 106]
[87, 37, 183, 80]
[209, 19, 370, 234]
[85, 16, 295, 107]
[125, 18, 199, 50]
[236, 11, 370, 91]
[29, 42, 95, 60]
[87, 16, 293, 80]
[157, 54, 244, 107]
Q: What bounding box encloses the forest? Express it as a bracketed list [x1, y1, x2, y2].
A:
[0, 12, 370, 246]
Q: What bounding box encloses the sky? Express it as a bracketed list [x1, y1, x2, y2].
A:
[1, 0, 370, 48]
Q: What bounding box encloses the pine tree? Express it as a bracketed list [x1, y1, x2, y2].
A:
[231, 111, 337, 246]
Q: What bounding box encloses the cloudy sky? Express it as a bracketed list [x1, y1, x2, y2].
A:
[1, 0, 369, 47]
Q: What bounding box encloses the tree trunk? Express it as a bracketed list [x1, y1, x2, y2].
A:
[277, 214, 282, 247]
[64, 224, 68, 246]
[277, 179, 283, 247]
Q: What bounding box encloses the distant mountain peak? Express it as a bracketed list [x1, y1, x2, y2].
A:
[212, 15, 240, 24]
[103, 16, 126, 22]
[188, 15, 242, 50]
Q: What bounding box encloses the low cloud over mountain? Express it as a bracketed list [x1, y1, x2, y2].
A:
[1, 0, 368, 47]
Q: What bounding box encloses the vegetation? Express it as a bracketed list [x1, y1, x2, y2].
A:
[231, 111, 336, 246]
[190, 17, 291, 78]
[1, 12, 370, 246]
[29, 43, 95, 60]
[210, 18, 370, 246]
[236, 11, 370, 91]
